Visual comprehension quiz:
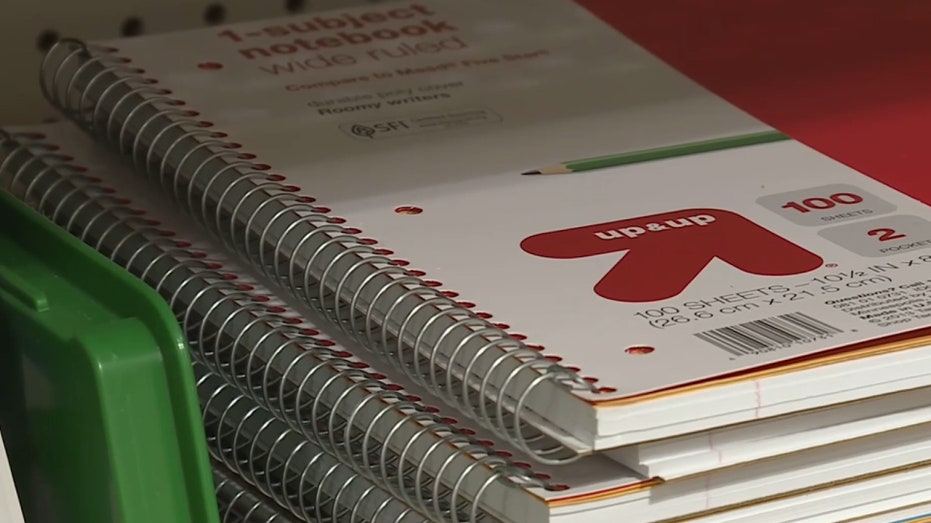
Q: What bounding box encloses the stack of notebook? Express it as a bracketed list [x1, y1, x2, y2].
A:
[2, 0, 931, 521]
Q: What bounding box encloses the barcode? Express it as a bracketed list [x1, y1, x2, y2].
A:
[695, 312, 842, 357]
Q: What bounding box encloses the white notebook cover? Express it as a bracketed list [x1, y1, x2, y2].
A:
[0, 429, 24, 523]
[12, 121, 931, 523]
[607, 386, 931, 479]
[82, 0, 931, 449]
[848, 504, 931, 523]
[688, 466, 931, 523]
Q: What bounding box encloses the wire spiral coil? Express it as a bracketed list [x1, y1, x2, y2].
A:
[0, 130, 565, 522]
[198, 365, 424, 523]
[213, 462, 297, 523]
[38, 38, 601, 464]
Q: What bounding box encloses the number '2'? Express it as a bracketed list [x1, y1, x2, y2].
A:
[868, 228, 907, 242]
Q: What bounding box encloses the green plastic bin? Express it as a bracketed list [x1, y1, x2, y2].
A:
[0, 190, 220, 523]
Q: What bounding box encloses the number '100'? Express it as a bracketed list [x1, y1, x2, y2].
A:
[782, 192, 863, 213]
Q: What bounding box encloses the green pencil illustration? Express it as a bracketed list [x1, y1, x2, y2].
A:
[521, 130, 789, 175]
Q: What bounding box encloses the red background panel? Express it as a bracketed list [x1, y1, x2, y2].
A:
[577, 0, 931, 203]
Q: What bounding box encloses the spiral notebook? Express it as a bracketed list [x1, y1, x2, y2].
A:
[34, 0, 931, 459]
[6, 121, 931, 523]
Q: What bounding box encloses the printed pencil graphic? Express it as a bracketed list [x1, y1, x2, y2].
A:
[522, 130, 789, 175]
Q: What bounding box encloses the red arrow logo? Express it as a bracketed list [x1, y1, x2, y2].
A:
[520, 208, 823, 302]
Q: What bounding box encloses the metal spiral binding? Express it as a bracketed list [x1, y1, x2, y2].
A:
[213, 463, 298, 523]
[197, 365, 426, 523]
[0, 130, 561, 522]
[38, 38, 602, 464]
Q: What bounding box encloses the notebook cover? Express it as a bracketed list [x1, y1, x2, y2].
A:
[76, 0, 931, 408]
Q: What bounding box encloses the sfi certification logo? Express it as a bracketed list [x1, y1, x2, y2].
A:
[343, 120, 411, 140]
[521, 208, 823, 302]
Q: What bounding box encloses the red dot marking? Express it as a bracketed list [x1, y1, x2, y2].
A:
[510, 333, 528, 341]
[342, 227, 362, 235]
[423, 280, 442, 287]
[394, 205, 423, 215]
[373, 248, 394, 256]
[442, 290, 460, 298]
[225, 142, 242, 149]
[297, 196, 316, 203]
[327, 217, 346, 224]
[220, 273, 238, 280]
[597, 387, 617, 394]
[549, 484, 571, 492]
[252, 295, 270, 302]
[266, 174, 286, 182]
[390, 259, 410, 267]
[358, 238, 378, 245]
[544, 355, 563, 362]
[237, 153, 256, 160]
[475, 311, 493, 319]
[301, 328, 320, 336]
[493, 322, 510, 330]
[316, 339, 335, 347]
[625, 345, 655, 355]
[197, 62, 224, 70]
[252, 163, 271, 170]
[386, 383, 404, 391]
[457, 301, 476, 309]
[311, 206, 331, 213]
[407, 269, 427, 277]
